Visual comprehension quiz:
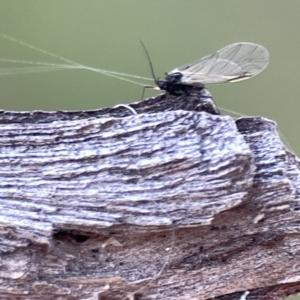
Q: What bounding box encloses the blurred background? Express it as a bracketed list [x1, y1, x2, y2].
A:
[0, 2, 299, 299]
[0, 1, 299, 155]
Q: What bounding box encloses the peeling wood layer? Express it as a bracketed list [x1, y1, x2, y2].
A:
[0, 90, 299, 300]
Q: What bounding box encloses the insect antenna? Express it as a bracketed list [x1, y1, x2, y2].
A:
[140, 41, 157, 83]
[140, 41, 160, 99]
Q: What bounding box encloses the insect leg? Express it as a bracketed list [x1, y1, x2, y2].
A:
[141, 85, 160, 99]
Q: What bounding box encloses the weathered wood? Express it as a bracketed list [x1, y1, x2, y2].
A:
[0, 89, 299, 300]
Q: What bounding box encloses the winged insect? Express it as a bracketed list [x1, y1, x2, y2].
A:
[141, 42, 269, 97]
[0, 34, 269, 102]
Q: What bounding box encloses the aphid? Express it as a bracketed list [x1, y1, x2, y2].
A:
[141, 42, 270, 96]
[0, 34, 269, 105]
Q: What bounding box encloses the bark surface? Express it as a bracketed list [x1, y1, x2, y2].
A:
[0, 90, 299, 300]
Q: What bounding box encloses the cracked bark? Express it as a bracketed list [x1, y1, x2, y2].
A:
[0, 89, 299, 300]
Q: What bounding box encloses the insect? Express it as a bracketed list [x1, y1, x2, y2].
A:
[141, 42, 270, 97]
[0, 34, 269, 101]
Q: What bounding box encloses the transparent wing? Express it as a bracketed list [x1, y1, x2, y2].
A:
[169, 42, 269, 85]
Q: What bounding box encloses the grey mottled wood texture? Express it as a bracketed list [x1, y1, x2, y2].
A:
[0, 90, 299, 300]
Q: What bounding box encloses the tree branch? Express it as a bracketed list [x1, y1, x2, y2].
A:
[0, 89, 299, 300]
